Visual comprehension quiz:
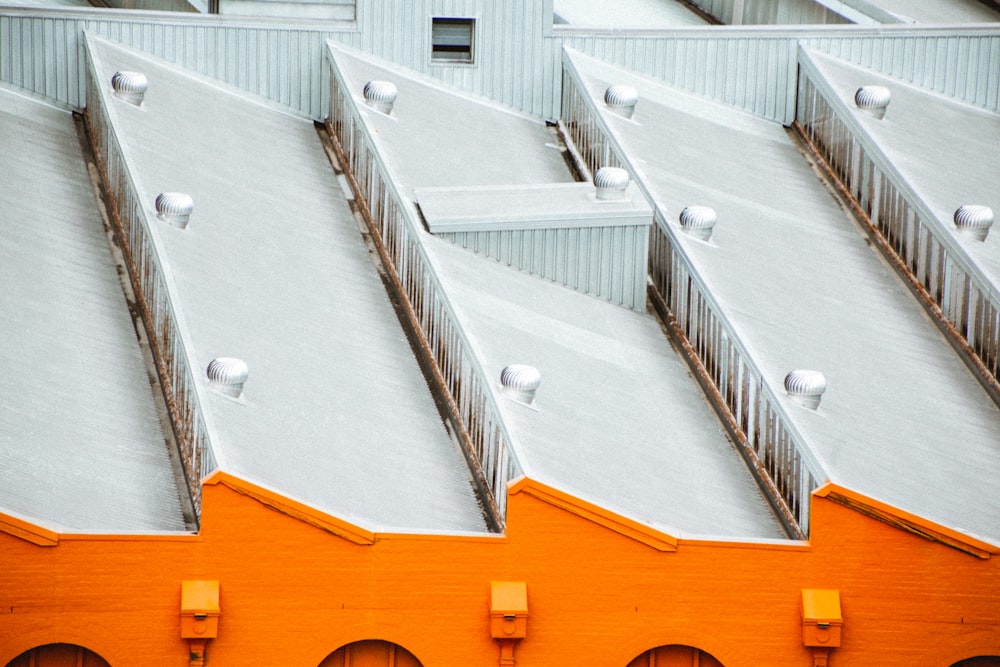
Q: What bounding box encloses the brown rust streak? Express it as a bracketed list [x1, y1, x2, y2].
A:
[321, 121, 504, 533]
[791, 121, 1000, 408]
[648, 285, 806, 541]
[81, 111, 200, 515]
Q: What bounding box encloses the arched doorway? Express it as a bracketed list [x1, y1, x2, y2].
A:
[319, 639, 422, 667]
[628, 644, 724, 667]
[951, 658, 1000, 667]
[7, 643, 110, 667]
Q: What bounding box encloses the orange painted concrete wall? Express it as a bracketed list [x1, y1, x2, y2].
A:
[1, 479, 998, 667]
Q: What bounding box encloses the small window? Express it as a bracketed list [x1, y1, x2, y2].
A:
[432, 18, 474, 64]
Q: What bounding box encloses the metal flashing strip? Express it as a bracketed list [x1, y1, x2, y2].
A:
[814, 484, 998, 559]
[0, 513, 60, 547]
[204, 472, 377, 545]
[508, 477, 679, 552]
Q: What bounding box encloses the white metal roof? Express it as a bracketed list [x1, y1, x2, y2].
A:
[802, 47, 1000, 293]
[329, 44, 575, 192]
[857, 0, 1000, 23]
[553, 0, 708, 27]
[566, 48, 1000, 545]
[85, 35, 488, 533]
[0, 85, 188, 532]
[330, 46, 785, 539]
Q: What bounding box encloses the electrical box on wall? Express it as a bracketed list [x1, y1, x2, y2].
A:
[181, 580, 221, 639]
[490, 581, 528, 639]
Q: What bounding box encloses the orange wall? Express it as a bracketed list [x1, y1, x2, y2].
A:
[1, 480, 998, 667]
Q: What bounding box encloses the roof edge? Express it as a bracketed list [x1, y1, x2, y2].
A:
[508, 477, 678, 552]
[204, 471, 376, 545]
[0, 512, 60, 547]
[814, 483, 999, 559]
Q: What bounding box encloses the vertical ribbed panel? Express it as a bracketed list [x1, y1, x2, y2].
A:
[0, 10, 997, 123]
[439, 224, 649, 310]
[354, 0, 548, 115]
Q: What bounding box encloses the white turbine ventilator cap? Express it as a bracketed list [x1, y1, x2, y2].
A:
[784, 370, 827, 410]
[500, 365, 541, 405]
[207, 357, 249, 398]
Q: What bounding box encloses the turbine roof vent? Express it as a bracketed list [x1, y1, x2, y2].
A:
[363, 80, 398, 115]
[111, 71, 148, 106]
[784, 370, 827, 410]
[604, 85, 639, 119]
[207, 357, 249, 398]
[854, 85, 891, 119]
[594, 167, 630, 201]
[155, 192, 194, 229]
[954, 205, 994, 242]
[679, 206, 718, 242]
[500, 364, 541, 405]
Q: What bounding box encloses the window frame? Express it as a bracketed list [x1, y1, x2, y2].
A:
[430, 16, 476, 66]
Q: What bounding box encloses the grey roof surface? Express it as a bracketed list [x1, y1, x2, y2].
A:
[330, 45, 576, 192]
[87, 36, 487, 533]
[332, 47, 785, 539]
[553, 0, 707, 27]
[423, 234, 786, 539]
[803, 48, 1000, 289]
[567, 49, 1000, 544]
[860, 0, 999, 23]
[0, 85, 187, 532]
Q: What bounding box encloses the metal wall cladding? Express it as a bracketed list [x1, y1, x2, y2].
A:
[440, 224, 650, 311]
[1, 4, 998, 125]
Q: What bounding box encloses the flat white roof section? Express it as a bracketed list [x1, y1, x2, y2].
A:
[0, 86, 187, 532]
[857, 0, 1000, 23]
[553, 0, 708, 27]
[85, 36, 488, 533]
[566, 49, 1000, 545]
[329, 45, 575, 192]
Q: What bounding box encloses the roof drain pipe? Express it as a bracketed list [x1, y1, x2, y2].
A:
[954, 205, 994, 242]
[604, 85, 639, 119]
[111, 71, 148, 107]
[594, 167, 630, 201]
[363, 80, 398, 115]
[854, 85, 891, 119]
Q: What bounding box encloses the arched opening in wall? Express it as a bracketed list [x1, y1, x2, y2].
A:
[951, 658, 1000, 667]
[627, 644, 725, 667]
[6, 643, 111, 667]
[319, 639, 423, 667]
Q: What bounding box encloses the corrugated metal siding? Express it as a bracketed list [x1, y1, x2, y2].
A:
[0, 5, 997, 124]
[0, 8, 357, 116]
[440, 224, 649, 310]
[803, 32, 1000, 111]
[354, 0, 549, 115]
